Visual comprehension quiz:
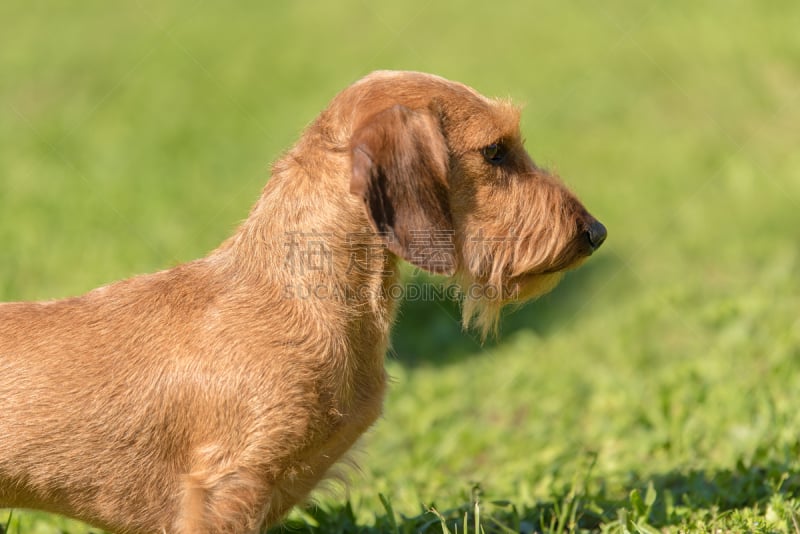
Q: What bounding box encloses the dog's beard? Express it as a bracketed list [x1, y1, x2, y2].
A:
[457, 270, 564, 340]
[455, 224, 581, 339]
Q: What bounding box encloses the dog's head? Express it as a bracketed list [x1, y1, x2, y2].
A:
[340, 71, 606, 335]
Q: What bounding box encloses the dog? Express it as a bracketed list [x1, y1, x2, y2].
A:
[0, 70, 606, 533]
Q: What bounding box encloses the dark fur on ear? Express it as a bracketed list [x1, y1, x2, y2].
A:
[350, 105, 455, 275]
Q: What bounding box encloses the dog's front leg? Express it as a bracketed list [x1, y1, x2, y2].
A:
[175, 464, 270, 534]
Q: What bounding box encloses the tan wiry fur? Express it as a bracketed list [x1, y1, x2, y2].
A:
[0, 71, 605, 533]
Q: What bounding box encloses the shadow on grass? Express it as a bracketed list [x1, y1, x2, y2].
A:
[631, 458, 800, 527]
[268, 457, 800, 533]
[389, 253, 620, 367]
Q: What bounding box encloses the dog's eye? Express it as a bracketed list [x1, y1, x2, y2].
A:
[481, 142, 507, 164]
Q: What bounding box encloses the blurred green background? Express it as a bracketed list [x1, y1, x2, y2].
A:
[1, 1, 799, 532]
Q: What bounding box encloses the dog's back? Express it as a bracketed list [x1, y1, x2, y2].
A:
[0, 245, 390, 533]
[0, 264, 217, 530]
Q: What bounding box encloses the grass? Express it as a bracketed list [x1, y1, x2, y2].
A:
[2, 1, 800, 532]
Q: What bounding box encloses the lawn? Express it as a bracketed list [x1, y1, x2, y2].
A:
[1, 1, 799, 532]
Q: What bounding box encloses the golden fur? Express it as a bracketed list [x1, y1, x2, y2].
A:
[0, 71, 605, 533]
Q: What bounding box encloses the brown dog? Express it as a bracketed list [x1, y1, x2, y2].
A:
[0, 71, 606, 533]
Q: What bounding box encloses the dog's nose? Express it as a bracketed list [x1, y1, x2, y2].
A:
[586, 219, 607, 251]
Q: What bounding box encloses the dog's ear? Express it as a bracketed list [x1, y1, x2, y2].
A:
[350, 104, 455, 275]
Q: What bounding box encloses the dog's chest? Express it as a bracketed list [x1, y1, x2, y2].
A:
[266, 365, 387, 523]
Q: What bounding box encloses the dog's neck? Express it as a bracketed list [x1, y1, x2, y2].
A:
[214, 140, 402, 373]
